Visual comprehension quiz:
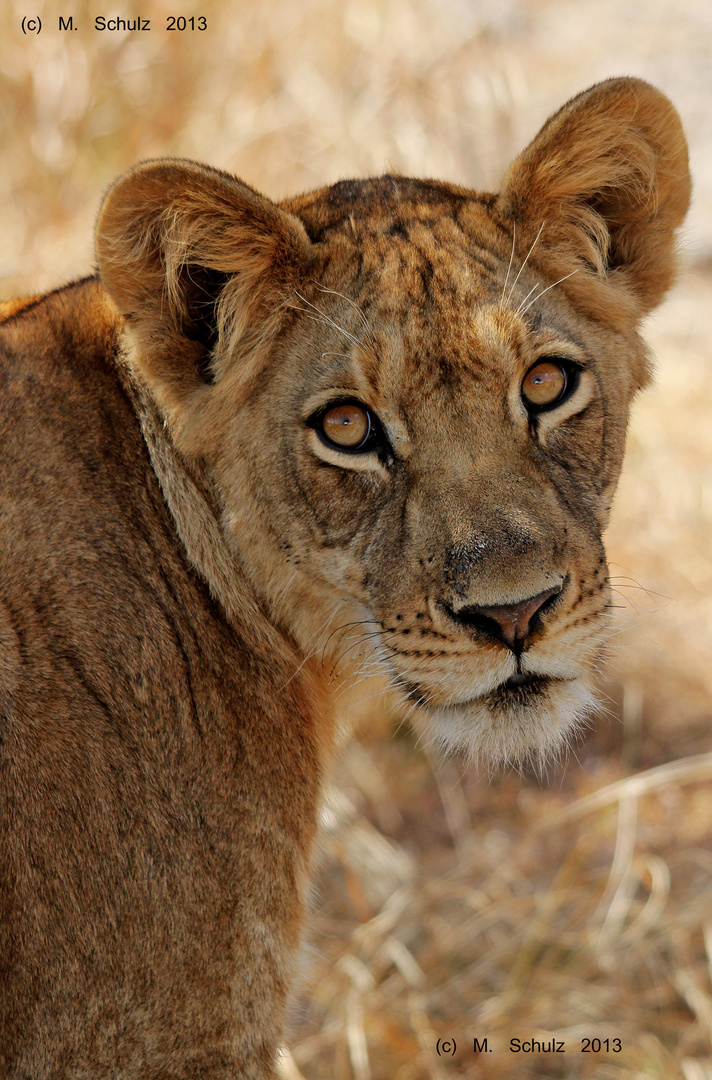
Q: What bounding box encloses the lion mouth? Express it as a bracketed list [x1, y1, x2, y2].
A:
[399, 667, 593, 764]
[396, 671, 572, 712]
[456, 672, 563, 711]
[501, 672, 540, 689]
[485, 672, 555, 707]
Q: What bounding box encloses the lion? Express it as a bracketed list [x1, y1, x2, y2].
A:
[0, 78, 690, 1077]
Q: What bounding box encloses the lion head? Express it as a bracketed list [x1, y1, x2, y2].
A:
[96, 78, 690, 766]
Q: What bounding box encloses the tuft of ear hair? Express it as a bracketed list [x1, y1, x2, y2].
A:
[96, 159, 312, 419]
[498, 77, 691, 324]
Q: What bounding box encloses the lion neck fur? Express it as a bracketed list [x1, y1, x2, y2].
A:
[117, 337, 371, 740]
[118, 343, 284, 654]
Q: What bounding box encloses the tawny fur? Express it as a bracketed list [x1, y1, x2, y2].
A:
[0, 78, 690, 1077]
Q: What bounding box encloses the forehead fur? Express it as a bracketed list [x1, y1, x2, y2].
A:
[284, 178, 518, 398]
[282, 174, 494, 239]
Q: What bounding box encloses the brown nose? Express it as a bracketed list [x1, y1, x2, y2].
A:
[447, 586, 561, 651]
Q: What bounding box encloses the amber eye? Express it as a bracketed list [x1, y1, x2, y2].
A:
[319, 402, 372, 450]
[521, 360, 569, 409]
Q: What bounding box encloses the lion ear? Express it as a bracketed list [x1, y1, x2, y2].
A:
[96, 159, 312, 416]
[498, 78, 691, 321]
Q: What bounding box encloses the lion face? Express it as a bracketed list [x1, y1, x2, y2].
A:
[96, 78, 690, 765]
[206, 192, 634, 765]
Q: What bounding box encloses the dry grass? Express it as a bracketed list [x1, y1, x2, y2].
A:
[286, 738, 712, 1079]
[3, 1, 712, 1076]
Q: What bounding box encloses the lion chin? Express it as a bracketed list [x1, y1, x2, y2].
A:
[407, 674, 599, 769]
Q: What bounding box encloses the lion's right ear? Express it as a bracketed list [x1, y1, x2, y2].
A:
[96, 159, 312, 419]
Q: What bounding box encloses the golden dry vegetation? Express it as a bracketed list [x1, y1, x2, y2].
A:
[3, 1, 712, 1077]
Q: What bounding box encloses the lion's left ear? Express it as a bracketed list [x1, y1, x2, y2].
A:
[96, 159, 312, 418]
[498, 78, 691, 322]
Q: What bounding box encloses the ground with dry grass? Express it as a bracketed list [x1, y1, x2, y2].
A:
[3, 2, 712, 1077]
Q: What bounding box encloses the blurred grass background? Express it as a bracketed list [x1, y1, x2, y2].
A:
[3, 1, 712, 1076]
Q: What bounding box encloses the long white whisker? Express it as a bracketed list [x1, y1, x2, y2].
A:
[505, 220, 545, 308]
[271, 570, 296, 612]
[313, 283, 377, 347]
[293, 291, 364, 348]
[279, 605, 352, 691]
[520, 269, 579, 316]
[340, 679, 402, 712]
[330, 636, 398, 683]
[333, 668, 399, 707]
[515, 282, 540, 317]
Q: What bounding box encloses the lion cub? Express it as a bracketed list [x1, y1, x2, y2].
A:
[0, 79, 689, 1076]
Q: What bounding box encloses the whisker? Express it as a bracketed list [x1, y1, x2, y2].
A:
[312, 283, 378, 348]
[515, 282, 541, 317]
[271, 570, 296, 613]
[608, 577, 673, 604]
[330, 647, 401, 703]
[279, 604, 361, 692]
[293, 291, 364, 349]
[505, 220, 545, 308]
[329, 629, 395, 679]
[519, 268, 579, 316]
[321, 619, 380, 666]
[278, 608, 346, 691]
[333, 668, 401, 708]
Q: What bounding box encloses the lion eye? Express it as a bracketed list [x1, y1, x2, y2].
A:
[320, 402, 372, 450]
[521, 360, 569, 409]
